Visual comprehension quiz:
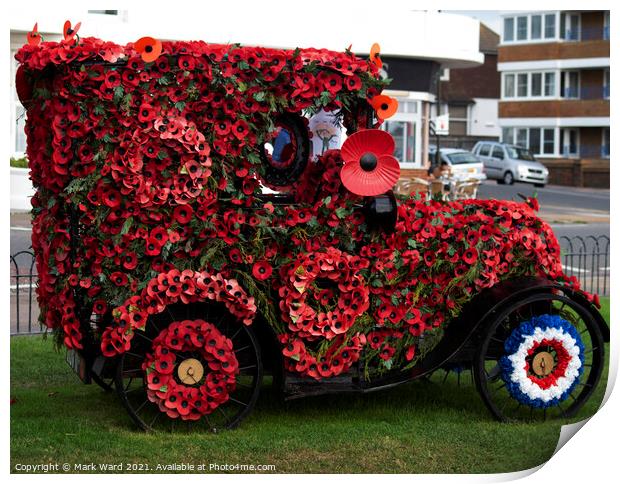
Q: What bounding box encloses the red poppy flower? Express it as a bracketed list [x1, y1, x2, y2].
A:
[26, 23, 41, 46]
[173, 205, 193, 225]
[135, 36, 162, 63]
[63, 20, 81, 42]
[340, 129, 400, 196]
[138, 103, 156, 123]
[122, 252, 138, 270]
[344, 75, 362, 91]
[145, 238, 162, 256]
[462, 248, 478, 265]
[93, 300, 107, 315]
[369, 42, 382, 68]
[232, 120, 249, 140]
[110, 272, 128, 287]
[252, 261, 272, 280]
[370, 95, 398, 120]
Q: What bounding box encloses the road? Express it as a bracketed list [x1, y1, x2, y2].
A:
[477, 180, 609, 213]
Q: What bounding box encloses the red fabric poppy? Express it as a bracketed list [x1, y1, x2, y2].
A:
[134, 36, 162, 63]
[173, 205, 193, 225]
[370, 94, 398, 120]
[63, 20, 81, 42]
[27, 23, 41, 46]
[252, 261, 272, 281]
[369, 43, 382, 69]
[339, 129, 400, 196]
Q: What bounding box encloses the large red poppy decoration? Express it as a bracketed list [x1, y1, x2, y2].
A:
[339, 129, 400, 196]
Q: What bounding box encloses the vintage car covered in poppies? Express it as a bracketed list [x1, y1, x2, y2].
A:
[16, 25, 608, 431]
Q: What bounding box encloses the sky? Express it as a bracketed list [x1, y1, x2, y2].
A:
[446, 10, 502, 34]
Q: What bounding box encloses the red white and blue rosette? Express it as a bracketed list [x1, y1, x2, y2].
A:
[500, 314, 585, 408]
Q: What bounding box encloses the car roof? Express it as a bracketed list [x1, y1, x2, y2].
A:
[439, 148, 473, 154]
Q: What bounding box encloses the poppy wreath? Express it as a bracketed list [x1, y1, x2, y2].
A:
[143, 319, 238, 420]
[100, 269, 256, 358]
[499, 315, 585, 408]
[278, 247, 370, 340]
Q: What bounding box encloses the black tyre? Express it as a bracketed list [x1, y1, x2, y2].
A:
[534, 183, 546, 188]
[115, 303, 262, 432]
[503, 171, 515, 185]
[473, 291, 604, 422]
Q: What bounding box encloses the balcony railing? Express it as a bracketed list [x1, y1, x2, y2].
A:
[563, 26, 610, 41]
[563, 144, 610, 159]
[561, 86, 610, 100]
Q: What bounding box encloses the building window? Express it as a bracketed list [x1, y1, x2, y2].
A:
[530, 128, 541, 154]
[517, 16, 528, 40]
[501, 128, 513, 144]
[504, 74, 515, 98]
[543, 128, 555, 154]
[517, 74, 528, 97]
[502, 71, 559, 100]
[504, 17, 515, 42]
[544, 72, 556, 96]
[447, 105, 468, 136]
[531, 15, 542, 39]
[531, 73, 542, 96]
[604, 69, 610, 98]
[604, 11, 610, 40]
[562, 13, 581, 41]
[502, 13, 559, 43]
[11, 54, 27, 156]
[602, 128, 610, 158]
[562, 128, 579, 156]
[561, 71, 580, 98]
[545, 13, 556, 38]
[516, 128, 528, 148]
[502, 127, 558, 156]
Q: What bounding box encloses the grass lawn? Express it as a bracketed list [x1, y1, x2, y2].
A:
[10, 297, 610, 474]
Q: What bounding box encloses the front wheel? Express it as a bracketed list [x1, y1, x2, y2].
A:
[473, 292, 604, 422]
[502, 171, 515, 185]
[115, 304, 263, 432]
[534, 183, 546, 188]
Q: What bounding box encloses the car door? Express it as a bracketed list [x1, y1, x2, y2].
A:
[489, 145, 506, 177]
[476, 143, 495, 177]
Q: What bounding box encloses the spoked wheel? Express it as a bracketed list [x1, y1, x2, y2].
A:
[474, 292, 604, 422]
[91, 369, 116, 392]
[115, 303, 262, 432]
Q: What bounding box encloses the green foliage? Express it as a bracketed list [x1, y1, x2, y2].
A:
[10, 156, 28, 168]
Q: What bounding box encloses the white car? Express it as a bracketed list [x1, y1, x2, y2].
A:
[429, 147, 487, 181]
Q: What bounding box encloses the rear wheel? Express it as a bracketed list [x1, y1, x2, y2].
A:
[473, 292, 604, 422]
[115, 303, 262, 432]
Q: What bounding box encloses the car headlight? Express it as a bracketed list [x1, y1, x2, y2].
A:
[518, 165, 528, 175]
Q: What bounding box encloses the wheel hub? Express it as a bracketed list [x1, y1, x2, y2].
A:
[177, 357, 204, 385]
[531, 351, 555, 377]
